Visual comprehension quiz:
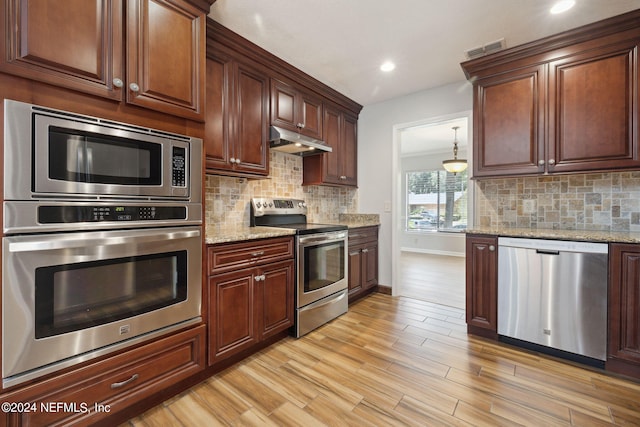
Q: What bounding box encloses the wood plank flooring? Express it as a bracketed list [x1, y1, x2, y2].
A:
[124, 294, 640, 426]
[399, 251, 465, 309]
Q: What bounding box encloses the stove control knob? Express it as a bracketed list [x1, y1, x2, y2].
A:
[256, 202, 262, 208]
[298, 202, 306, 208]
[268, 202, 273, 207]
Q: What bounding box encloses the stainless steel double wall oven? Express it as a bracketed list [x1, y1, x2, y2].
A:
[251, 198, 348, 337]
[2, 100, 203, 388]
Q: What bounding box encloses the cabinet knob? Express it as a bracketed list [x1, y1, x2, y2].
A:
[235, 158, 241, 164]
[129, 82, 140, 92]
[230, 157, 236, 163]
[112, 78, 124, 88]
[489, 245, 495, 251]
[254, 274, 266, 282]
[340, 176, 347, 180]
[296, 123, 305, 129]
[362, 249, 369, 253]
[548, 159, 556, 165]
[538, 160, 545, 166]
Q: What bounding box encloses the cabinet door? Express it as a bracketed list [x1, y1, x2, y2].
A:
[320, 105, 343, 184]
[340, 112, 358, 186]
[0, 0, 123, 99]
[233, 62, 270, 175]
[204, 55, 233, 171]
[362, 241, 378, 290]
[473, 65, 546, 177]
[208, 271, 257, 365]
[548, 42, 640, 173]
[348, 247, 363, 296]
[271, 80, 297, 130]
[258, 260, 294, 340]
[608, 243, 640, 377]
[465, 235, 498, 337]
[300, 93, 323, 139]
[126, 0, 205, 120]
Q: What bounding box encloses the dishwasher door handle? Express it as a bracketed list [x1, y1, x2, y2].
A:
[536, 249, 560, 255]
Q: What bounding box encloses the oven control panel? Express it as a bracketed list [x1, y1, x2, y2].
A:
[37, 205, 187, 224]
[251, 197, 307, 216]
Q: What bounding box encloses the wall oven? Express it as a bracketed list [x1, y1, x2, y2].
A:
[251, 198, 348, 337]
[2, 100, 203, 388]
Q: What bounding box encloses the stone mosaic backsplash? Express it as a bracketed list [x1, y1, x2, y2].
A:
[205, 151, 358, 232]
[475, 171, 640, 232]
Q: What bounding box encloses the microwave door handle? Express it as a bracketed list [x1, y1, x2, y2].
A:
[7, 229, 200, 253]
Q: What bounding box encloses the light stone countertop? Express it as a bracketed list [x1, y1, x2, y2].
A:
[467, 226, 640, 244]
[204, 225, 296, 245]
[205, 213, 380, 245]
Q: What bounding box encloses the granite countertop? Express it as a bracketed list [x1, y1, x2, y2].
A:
[205, 225, 296, 245]
[467, 226, 640, 244]
[205, 213, 380, 245]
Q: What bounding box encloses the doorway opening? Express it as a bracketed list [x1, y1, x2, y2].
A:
[392, 112, 472, 309]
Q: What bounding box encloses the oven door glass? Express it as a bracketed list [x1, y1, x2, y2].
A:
[48, 126, 162, 186]
[34, 251, 187, 338]
[303, 240, 345, 292]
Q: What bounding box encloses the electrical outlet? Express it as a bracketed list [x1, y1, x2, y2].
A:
[384, 201, 391, 212]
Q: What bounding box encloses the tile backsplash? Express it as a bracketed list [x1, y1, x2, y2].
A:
[205, 151, 358, 232]
[476, 171, 640, 232]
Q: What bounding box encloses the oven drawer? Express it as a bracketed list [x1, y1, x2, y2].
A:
[1, 325, 205, 426]
[208, 236, 294, 275]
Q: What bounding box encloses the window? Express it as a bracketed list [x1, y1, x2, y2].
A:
[406, 169, 467, 231]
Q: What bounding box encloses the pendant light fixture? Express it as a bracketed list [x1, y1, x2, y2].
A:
[442, 126, 467, 174]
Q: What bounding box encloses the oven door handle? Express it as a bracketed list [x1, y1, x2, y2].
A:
[7, 228, 201, 253]
[298, 232, 347, 245]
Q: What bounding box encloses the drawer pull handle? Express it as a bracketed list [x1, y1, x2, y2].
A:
[110, 374, 139, 389]
[251, 251, 265, 257]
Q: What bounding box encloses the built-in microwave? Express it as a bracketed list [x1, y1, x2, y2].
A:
[3, 99, 201, 202]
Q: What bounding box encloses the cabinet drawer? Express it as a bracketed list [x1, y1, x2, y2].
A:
[208, 237, 294, 275]
[2, 325, 206, 426]
[348, 226, 378, 245]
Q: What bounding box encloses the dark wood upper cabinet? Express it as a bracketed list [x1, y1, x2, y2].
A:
[462, 10, 640, 178]
[271, 79, 323, 140]
[473, 65, 545, 177]
[205, 51, 270, 176]
[125, 0, 206, 120]
[0, 0, 208, 120]
[303, 103, 358, 187]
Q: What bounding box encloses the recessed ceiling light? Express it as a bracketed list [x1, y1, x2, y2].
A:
[380, 61, 396, 72]
[550, 0, 575, 14]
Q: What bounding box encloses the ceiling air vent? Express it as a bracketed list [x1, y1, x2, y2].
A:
[465, 38, 506, 59]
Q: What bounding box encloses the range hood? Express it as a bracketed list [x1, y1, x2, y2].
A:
[269, 126, 331, 156]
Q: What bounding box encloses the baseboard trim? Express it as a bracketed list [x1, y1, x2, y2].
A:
[376, 284, 391, 295]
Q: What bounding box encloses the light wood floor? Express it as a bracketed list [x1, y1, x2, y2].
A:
[124, 293, 640, 426]
[399, 251, 466, 309]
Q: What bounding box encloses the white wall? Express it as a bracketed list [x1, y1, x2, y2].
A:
[357, 80, 473, 287]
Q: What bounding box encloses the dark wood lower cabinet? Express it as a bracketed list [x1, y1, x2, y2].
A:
[0, 325, 206, 427]
[347, 226, 379, 302]
[608, 243, 640, 378]
[465, 234, 498, 339]
[207, 238, 295, 365]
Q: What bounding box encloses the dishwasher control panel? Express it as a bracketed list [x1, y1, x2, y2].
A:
[498, 237, 608, 254]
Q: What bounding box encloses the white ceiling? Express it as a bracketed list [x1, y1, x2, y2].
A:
[209, 0, 640, 107]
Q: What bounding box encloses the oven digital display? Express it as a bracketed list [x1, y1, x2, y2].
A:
[38, 205, 187, 223]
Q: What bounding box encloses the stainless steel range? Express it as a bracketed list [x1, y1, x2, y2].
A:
[250, 198, 348, 337]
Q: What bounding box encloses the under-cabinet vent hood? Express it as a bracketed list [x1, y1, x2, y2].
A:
[269, 126, 331, 156]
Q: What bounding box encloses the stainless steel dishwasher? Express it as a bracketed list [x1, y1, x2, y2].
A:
[497, 237, 608, 362]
